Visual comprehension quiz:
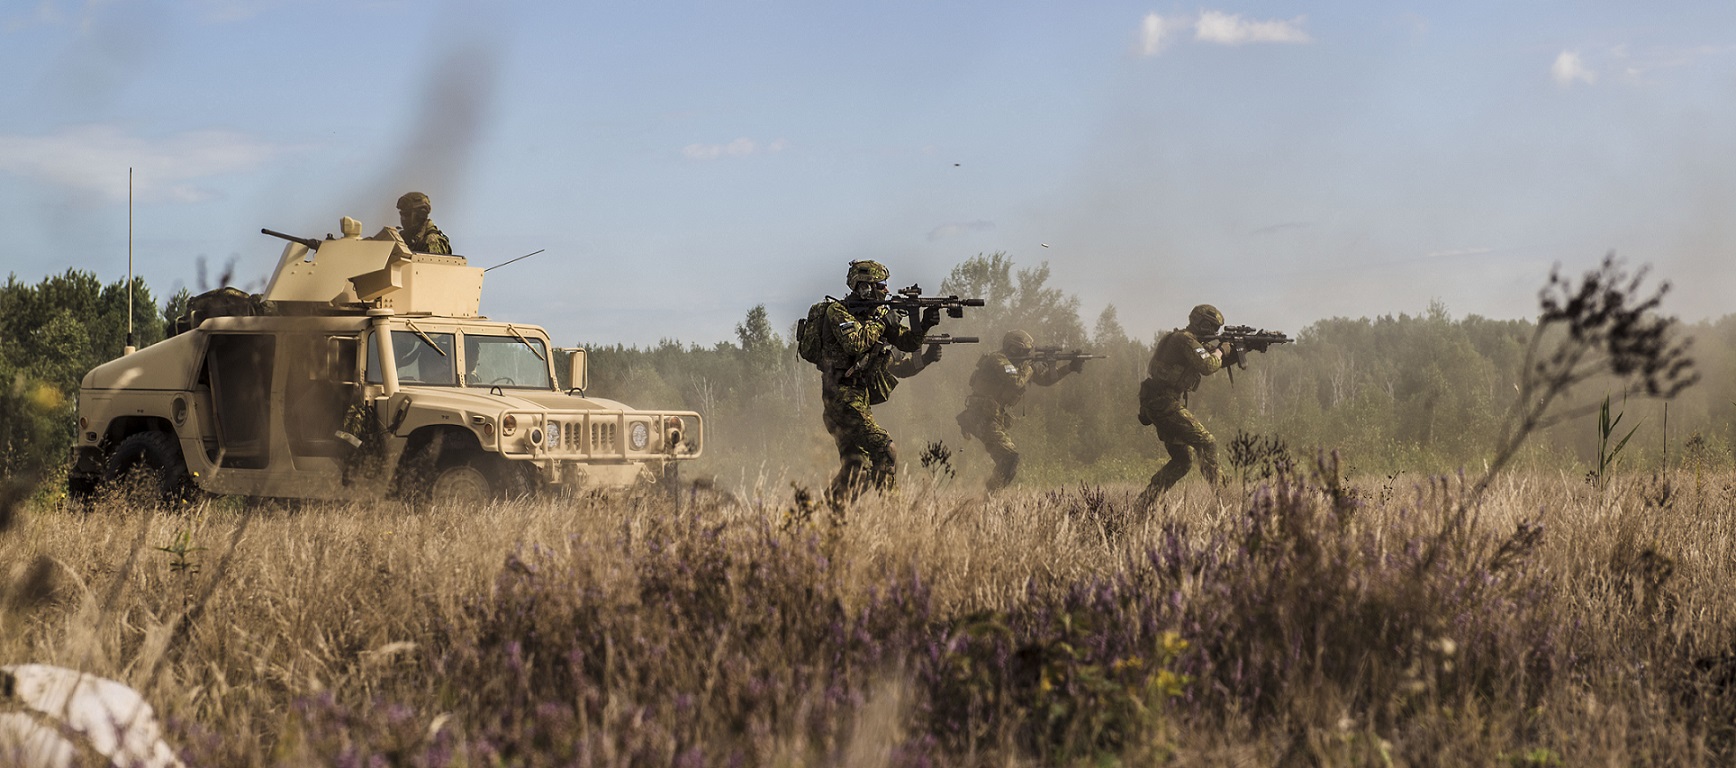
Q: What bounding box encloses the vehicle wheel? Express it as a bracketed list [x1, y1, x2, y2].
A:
[102, 432, 195, 505]
[430, 461, 492, 507]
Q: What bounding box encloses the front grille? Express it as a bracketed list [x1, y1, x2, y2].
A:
[590, 423, 617, 453]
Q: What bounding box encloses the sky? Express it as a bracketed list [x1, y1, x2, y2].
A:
[2, 0, 1734, 348]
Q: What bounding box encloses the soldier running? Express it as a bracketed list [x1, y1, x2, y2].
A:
[812, 260, 940, 502]
[954, 329, 1081, 490]
[1137, 304, 1226, 505]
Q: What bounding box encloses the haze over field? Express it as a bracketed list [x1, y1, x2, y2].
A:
[2, 1, 1734, 346]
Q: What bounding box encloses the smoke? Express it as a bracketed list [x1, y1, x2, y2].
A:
[359, 37, 504, 230]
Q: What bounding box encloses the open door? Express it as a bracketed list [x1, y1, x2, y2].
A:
[202, 334, 275, 468]
[286, 334, 361, 459]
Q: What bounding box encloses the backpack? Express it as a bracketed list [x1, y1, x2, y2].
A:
[796, 301, 830, 367]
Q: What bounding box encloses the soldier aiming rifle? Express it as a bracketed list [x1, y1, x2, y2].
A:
[955, 330, 1100, 491]
[796, 262, 982, 503]
[1137, 306, 1290, 505]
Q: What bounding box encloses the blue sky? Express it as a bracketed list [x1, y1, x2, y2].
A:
[3, 0, 1734, 347]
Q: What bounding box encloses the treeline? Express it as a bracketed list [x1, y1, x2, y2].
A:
[0, 271, 189, 480]
[5, 256, 1733, 491]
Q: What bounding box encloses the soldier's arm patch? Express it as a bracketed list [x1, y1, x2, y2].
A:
[1003, 364, 1018, 375]
[1194, 347, 1209, 358]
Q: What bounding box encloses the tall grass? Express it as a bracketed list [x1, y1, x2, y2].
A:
[5, 465, 1736, 765]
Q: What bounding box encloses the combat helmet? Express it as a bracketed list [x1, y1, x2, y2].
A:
[846, 260, 890, 288]
[1188, 304, 1224, 334]
[1001, 329, 1034, 357]
[397, 191, 432, 212]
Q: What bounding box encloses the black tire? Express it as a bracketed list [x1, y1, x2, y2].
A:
[427, 452, 532, 506]
[103, 431, 195, 505]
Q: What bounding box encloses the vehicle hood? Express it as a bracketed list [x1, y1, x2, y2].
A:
[396, 386, 642, 413]
[80, 334, 200, 391]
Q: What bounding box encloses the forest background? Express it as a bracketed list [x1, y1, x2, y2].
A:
[4, 251, 1733, 493]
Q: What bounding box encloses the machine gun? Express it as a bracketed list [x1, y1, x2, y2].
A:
[262, 228, 324, 251]
[1200, 325, 1292, 383]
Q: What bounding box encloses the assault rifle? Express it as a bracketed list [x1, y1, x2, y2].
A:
[1200, 325, 1292, 384]
[843, 284, 985, 320]
[1022, 345, 1107, 365]
[843, 335, 974, 379]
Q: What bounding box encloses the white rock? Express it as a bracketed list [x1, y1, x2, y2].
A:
[0, 664, 185, 768]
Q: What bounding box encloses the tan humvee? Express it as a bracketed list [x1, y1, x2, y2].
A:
[70, 216, 702, 504]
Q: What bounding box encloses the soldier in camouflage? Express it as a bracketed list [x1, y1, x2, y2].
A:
[814, 260, 941, 502]
[396, 191, 452, 254]
[1137, 304, 1226, 505]
[954, 329, 1081, 490]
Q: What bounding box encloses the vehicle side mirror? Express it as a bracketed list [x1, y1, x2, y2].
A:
[561, 347, 588, 394]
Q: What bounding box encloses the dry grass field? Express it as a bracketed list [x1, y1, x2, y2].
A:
[5, 459, 1736, 766]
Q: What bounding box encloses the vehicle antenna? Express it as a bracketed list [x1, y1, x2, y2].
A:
[484, 249, 545, 273]
[125, 167, 135, 356]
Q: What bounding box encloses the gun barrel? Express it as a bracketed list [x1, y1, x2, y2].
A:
[261, 228, 322, 251]
[923, 335, 979, 344]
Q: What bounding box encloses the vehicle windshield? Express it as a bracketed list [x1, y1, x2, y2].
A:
[465, 334, 552, 389]
[367, 330, 457, 386]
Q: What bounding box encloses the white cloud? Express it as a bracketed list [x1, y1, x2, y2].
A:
[1138, 13, 1178, 56]
[1552, 50, 1596, 86]
[681, 137, 788, 160]
[1194, 11, 1311, 45]
[927, 220, 995, 241]
[0, 124, 285, 202]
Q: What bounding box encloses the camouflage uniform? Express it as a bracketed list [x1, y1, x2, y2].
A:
[1138, 305, 1225, 503]
[396, 191, 452, 255]
[955, 330, 1074, 490]
[814, 261, 935, 502]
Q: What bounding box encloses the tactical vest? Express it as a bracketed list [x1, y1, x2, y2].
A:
[1147, 330, 1207, 394]
[969, 352, 1032, 407]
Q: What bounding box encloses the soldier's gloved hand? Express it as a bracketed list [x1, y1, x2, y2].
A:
[919, 306, 943, 330]
[1068, 357, 1085, 373]
[922, 343, 943, 364]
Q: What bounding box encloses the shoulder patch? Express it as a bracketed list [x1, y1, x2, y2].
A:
[1003, 363, 1018, 375]
[1194, 347, 1209, 358]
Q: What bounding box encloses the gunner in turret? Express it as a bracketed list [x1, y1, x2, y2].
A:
[396, 191, 452, 254]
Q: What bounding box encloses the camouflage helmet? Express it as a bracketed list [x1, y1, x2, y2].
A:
[396, 191, 432, 212]
[846, 260, 890, 287]
[1001, 329, 1034, 355]
[1188, 304, 1224, 332]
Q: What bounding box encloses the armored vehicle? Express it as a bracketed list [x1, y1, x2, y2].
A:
[70, 216, 702, 503]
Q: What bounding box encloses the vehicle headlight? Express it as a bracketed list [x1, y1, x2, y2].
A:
[502, 414, 518, 436]
[629, 421, 650, 451]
